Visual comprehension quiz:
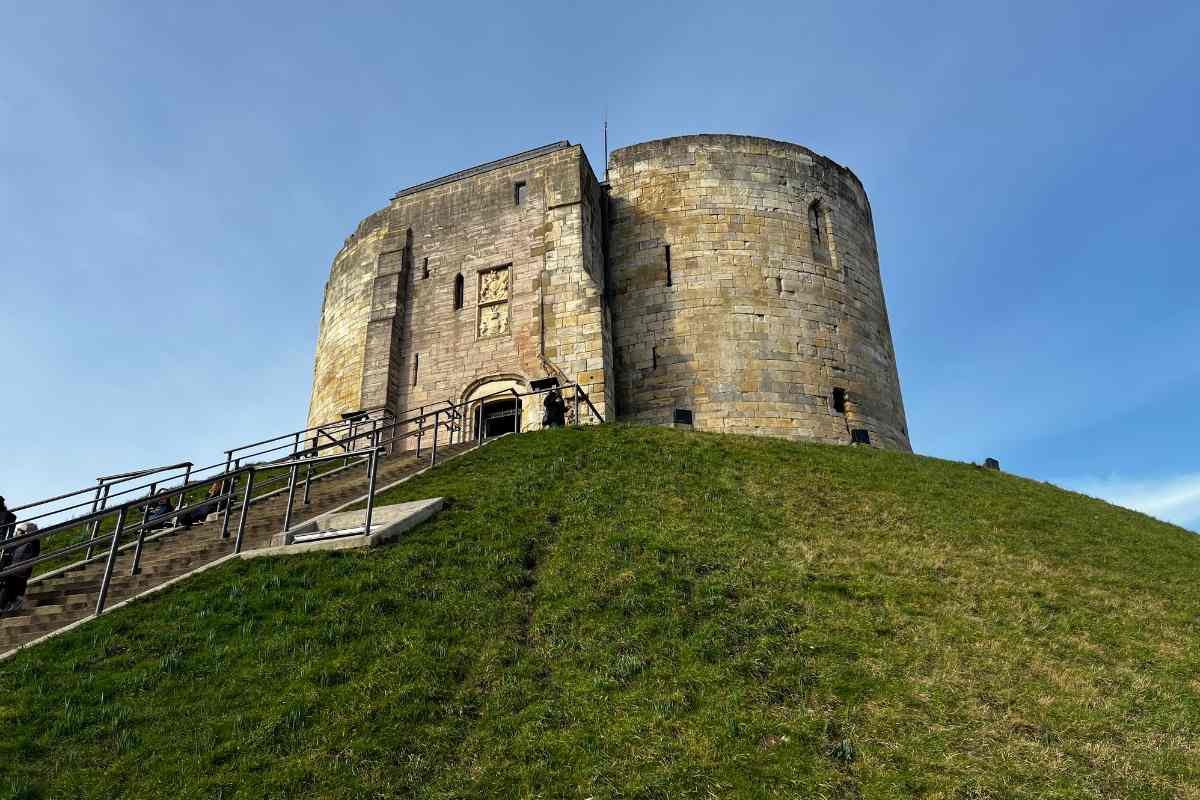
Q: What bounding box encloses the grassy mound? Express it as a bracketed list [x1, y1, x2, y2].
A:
[2, 425, 1197, 799]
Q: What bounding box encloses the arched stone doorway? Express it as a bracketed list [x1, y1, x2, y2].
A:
[461, 376, 530, 441]
[474, 397, 522, 439]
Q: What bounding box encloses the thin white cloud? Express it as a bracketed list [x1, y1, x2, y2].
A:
[1062, 473, 1200, 532]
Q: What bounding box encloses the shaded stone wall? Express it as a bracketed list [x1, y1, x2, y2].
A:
[306, 145, 613, 436]
[606, 135, 910, 451]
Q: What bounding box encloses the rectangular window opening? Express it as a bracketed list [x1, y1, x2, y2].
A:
[832, 387, 847, 414]
[665, 245, 672, 287]
[673, 409, 693, 426]
[850, 428, 871, 445]
[514, 181, 527, 206]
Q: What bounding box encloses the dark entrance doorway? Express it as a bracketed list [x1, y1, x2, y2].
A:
[474, 398, 522, 439]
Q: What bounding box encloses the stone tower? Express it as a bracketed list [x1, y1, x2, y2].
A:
[606, 135, 909, 451]
[306, 134, 910, 452]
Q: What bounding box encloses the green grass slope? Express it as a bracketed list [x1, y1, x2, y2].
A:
[2, 426, 1198, 799]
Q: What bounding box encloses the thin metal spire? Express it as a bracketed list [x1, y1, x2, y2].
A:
[603, 110, 609, 183]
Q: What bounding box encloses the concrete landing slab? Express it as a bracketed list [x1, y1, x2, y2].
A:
[248, 498, 444, 558]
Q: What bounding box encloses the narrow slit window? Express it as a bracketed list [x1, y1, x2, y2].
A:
[832, 387, 847, 414]
[453, 274, 464, 310]
[411, 353, 419, 387]
[808, 201, 823, 246]
[422, 257, 430, 279]
[665, 245, 672, 286]
[652, 346, 658, 370]
[514, 181, 527, 206]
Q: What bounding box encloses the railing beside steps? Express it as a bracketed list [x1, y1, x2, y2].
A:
[0, 383, 603, 617]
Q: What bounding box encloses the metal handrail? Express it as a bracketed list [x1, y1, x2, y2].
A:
[93, 462, 195, 484]
[3, 382, 600, 554]
[7, 462, 195, 515]
[223, 406, 390, 457]
[3, 382, 597, 529]
[0, 444, 387, 610]
[0, 381, 605, 619]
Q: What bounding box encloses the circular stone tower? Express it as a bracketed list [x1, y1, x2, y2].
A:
[607, 134, 910, 451]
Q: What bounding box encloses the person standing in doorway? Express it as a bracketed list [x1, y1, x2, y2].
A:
[543, 389, 567, 428]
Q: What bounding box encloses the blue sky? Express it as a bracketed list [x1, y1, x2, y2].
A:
[1, 1, 1198, 529]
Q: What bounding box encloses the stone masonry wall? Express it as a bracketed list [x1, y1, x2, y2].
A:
[306, 208, 392, 429]
[306, 145, 613, 437]
[606, 135, 910, 451]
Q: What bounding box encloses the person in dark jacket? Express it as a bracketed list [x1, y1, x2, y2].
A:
[543, 389, 567, 428]
[0, 522, 40, 614]
[0, 497, 16, 541]
[143, 490, 175, 531]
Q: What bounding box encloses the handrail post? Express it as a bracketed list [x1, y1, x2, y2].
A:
[292, 432, 300, 457]
[141, 481, 158, 528]
[378, 416, 391, 456]
[364, 448, 379, 539]
[175, 464, 192, 511]
[95, 507, 128, 615]
[302, 462, 313, 505]
[233, 470, 255, 554]
[416, 409, 423, 457]
[431, 410, 440, 467]
[129, 512, 151, 576]
[86, 483, 110, 560]
[476, 404, 484, 447]
[282, 463, 299, 532]
[220, 459, 240, 540]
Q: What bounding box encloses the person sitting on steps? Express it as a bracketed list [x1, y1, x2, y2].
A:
[0, 522, 40, 615]
[143, 490, 176, 531]
[178, 481, 226, 529]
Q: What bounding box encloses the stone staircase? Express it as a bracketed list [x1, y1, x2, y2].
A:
[0, 441, 474, 656]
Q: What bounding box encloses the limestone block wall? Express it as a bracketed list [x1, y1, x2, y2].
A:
[607, 134, 910, 451]
[306, 144, 613, 436]
[307, 208, 394, 429]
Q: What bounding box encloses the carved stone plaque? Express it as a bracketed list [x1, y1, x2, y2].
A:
[479, 302, 509, 337]
[480, 268, 509, 304]
[477, 266, 510, 338]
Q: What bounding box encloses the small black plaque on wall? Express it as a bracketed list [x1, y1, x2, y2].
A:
[673, 409, 694, 426]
